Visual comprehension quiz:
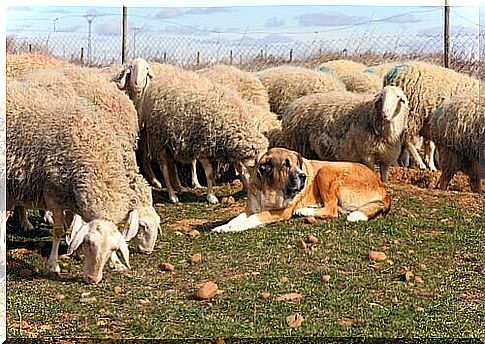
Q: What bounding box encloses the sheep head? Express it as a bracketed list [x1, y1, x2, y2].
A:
[372, 86, 409, 135]
[115, 58, 154, 100]
[66, 215, 130, 284]
[131, 206, 161, 255]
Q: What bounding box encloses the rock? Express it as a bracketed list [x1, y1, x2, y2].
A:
[195, 282, 219, 300]
[322, 275, 331, 283]
[187, 254, 202, 264]
[307, 234, 318, 244]
[259, 292, 271, 300]
[188, 230, 200, 238]
[160, 263, 175, 271]
[286, 313, 304, 329]
[368, 250, 387, 262]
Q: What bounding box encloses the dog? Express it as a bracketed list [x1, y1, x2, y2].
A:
[212, 147, 391, 233]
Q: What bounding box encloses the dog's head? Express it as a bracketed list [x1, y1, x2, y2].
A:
[249, 148, 307, 210]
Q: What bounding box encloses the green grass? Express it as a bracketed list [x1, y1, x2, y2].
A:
[6, 184, 485, 340]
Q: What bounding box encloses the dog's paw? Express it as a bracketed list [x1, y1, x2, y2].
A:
[294, 207, 316, 217]
[346, 211, 368, 222]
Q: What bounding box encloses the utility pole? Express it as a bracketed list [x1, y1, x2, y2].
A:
[85, 14, 95, 65]
[444, 0, 451, 68]
[122, 6, 128, 64]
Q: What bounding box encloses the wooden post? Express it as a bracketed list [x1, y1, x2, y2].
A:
[80, 47, 84, 65]
[196, 51, 200, 65]
[444, 0, 451, 68]
[289, 48, 293, 62]
[122, 6, 128, 64]
[29, 44, 32, 53]
[229, 50, 233, 65]
[163, 52, 167, 62]
[260, 49, 264, 60]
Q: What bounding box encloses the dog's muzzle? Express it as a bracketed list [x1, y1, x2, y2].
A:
[285, 171, 306, 198]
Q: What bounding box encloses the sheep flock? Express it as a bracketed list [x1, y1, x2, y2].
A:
[5, 54, 483, 284]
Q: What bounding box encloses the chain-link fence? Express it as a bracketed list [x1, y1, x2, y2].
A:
[6, 31, 483, 78]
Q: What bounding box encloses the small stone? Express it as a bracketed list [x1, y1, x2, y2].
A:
[188, 254, 202, 264]
[259, 292, 271, 300]
[322, 275, 331, 283]
[286, 313, 304, 329]
[307, 234, 318, 244]
[195, 281, 219, 300]
[368, 250, 387, 262]
[418, 263, 427, 270]
[298, 240, 307, 249]
[114, 286, 123, 294]
[54, 293, 65, 301]
[160, 263, 175, 271]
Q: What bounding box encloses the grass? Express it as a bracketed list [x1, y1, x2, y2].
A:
[6, 171, 485, 340]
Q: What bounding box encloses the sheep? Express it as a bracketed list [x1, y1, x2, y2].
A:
[430, 88, 483, 192]
[383, 61, 480, 172]
[365, 62, 401, 79]
[281, 86, 410, 183]
[10, 65, 161, 257]
[197, 64, 270, 111]
[7, 81, 157, 284]
[257, 65, 346, 118]
[116, 67, 269, 204]
[6, 53, 68, 78]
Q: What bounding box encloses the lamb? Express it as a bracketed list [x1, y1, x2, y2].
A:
[430, 88, 483, 192]
[281, 86, 409, 183]
[197, 64, 270, 111]
[257, 65, 346, 118]
[7, 81, 158, 284]
[116, 67, 269, 204]
[383, 61, 480, 172]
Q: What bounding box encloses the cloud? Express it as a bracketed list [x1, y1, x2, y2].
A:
[56, 25, 82, 33]
[257, 34, 294, 45]
[43, 7, 72, 14]
[164, 25, 210, 36]
[96, 20, 120, 36]
[186, 7, 232, 15]
[8, 6, 32, 11]
[378, 13, 422, 24]
[265, 17, 285, 28]
[297, 12, 366, 27]
[418, 25, 478, 36]
[153, 8, 183, 20]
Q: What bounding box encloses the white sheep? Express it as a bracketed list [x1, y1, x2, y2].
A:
[430, 88, 483, 192]
[116, 64, 268, 204]
[383, 61, 479, 172]
[257, 65, 346, 118]
[282, 86, 409, 183]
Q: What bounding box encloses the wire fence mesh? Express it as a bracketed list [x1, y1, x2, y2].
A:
[6, 31, 484, 78]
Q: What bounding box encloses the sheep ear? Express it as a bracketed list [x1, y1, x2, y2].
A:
[65, 214, 86, 246]
[117, 234, 131, 269]
[147, 66, 154, 79]
[123, 209, 139, 241]
[115, 67, 131, 90]
[67, 222, 91, 255]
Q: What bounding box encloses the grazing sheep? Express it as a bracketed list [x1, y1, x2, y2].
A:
[383, 61, 480, 172]
[257, 65, 346, 118]
[282, 86, 409, 183]
[318, 60, 381, 93]
[430, 88, 483, 192]
[7, 82, 152, 284]
[116, 68, 268, 204]
[365, 62, 401, 79]
[197, 64, 270, 110]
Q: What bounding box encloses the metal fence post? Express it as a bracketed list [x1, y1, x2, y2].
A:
[444, 0, 451, 68]
[196, 51, 200, 65]
[122, 6, 128, 64]
[229, 50, 233, 65]
[80, 47, 84, 65]
[289, 48, 293, 62]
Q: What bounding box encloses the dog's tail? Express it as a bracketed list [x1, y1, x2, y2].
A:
[346, 193, 392, 222]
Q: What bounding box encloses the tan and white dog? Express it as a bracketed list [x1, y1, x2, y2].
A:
[212, 148, 391, 233]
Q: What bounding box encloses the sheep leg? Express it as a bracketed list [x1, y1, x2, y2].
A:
[13, 205, 34, 231]
[405, 140, 427, 170]
[436, 151, 459, 191]
[158, 154, 179, 204]
[191, 159, 203, 189]
[45, 209, 64, 275]
[379, 162, 390, 184]
[200, 158, 219, 204]
[465, 160, 481, 193]
[168, 161, 184, 192]
[140, 130, 163, 189]
[233, 162, 250, 190]
[424, 139, 437, 172]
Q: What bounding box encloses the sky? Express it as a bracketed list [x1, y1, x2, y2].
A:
[5, 4, 480, 42]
